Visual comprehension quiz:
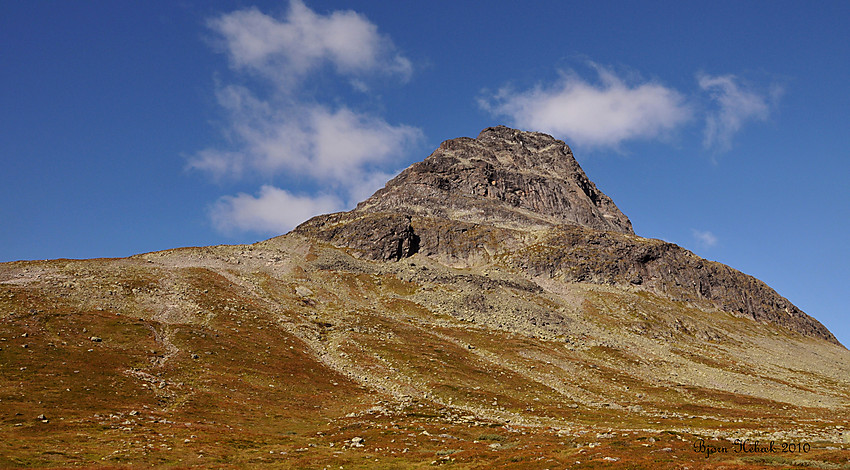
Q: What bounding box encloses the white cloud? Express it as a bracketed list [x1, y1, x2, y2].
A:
[308, 107, 420, 182]
[188, 85, 420, 184]
[190, 86, 419, 233]
[692, 229, 718, 248]
[211, 185, 343, 235]
[481, 66, 691, 148]
[699, 74, 777, 151]
[208, 0, 411, 90]
[194, 2, 421, 235]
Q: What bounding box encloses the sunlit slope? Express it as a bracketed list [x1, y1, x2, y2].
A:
[2, 234, 848, 467]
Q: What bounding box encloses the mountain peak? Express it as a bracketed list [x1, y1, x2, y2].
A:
[294, 126, 839, 345]
[354, 126, 633, 234]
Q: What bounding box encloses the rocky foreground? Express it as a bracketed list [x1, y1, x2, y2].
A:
[1, 127, 848, 468]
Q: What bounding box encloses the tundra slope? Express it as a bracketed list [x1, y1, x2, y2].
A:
[1, 126, 848, 468]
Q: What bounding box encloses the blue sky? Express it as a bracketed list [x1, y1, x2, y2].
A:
[2, 1, 848, 346]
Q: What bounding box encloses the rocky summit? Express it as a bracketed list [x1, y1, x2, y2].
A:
[356, 126, 634, 234]
[1, 127, 849, 468]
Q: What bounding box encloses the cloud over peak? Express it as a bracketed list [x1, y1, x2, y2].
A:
[481, 66, 782, 155]
[481, 66, 692, 148]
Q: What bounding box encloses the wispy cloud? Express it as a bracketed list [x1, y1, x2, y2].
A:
[692, 229, 718, 248]
[481, 65, 692, 148]
[481, 65, 781, 155]
[208, 0, 411, 91]
[188, 85, 420, 184]
[699, 74, 779, 152]
[194, 1, 420, 235]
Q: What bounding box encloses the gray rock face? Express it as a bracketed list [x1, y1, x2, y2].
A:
[355, 126, 633, 234]
[503, 225, 839, 343]
[296, 212, 419, 261]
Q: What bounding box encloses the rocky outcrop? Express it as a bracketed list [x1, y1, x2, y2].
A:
[293, 126, 840, 345]
[296, 212, 419, 261]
